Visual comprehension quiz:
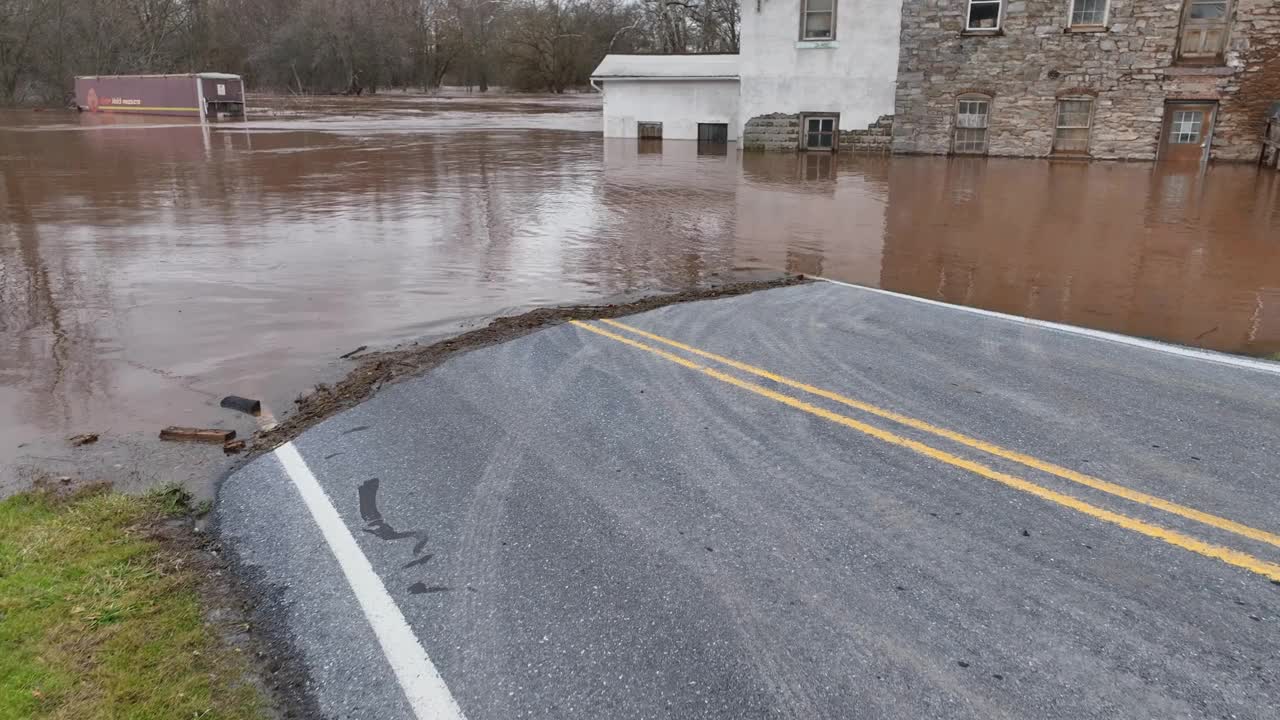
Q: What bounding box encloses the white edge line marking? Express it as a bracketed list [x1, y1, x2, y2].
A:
[275, 442, 467, 720]
[814, 276, 1280, 376]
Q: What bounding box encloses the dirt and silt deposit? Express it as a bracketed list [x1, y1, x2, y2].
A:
[2, 92, 1279, 496]
[253, 275, 808, 452]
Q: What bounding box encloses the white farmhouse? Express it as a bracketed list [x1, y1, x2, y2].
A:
[591, 0, 903, 151]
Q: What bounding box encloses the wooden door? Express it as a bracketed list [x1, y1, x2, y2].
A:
[697, 123, 728, 143]
[697, 123, 729, 155]
[1160, 103, 1216, 164]
[638, 121, 663, 139]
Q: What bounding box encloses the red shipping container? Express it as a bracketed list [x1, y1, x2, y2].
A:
[74, 73, 245, 120]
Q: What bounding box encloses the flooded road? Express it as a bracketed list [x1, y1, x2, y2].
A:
[2, 93, 1278, 494]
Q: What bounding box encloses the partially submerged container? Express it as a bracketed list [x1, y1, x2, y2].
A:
[74, 73, 245, 121]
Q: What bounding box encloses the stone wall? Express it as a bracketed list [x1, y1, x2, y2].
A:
[893, 0, 1276, 161]
[1215, 1, 1280, 161]
[742, 113, 801, 151]
[743, 113, 895, 153]
[840, 115, 895, 153]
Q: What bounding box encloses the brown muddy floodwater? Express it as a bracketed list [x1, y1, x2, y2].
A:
[2, 93, 1279, 495]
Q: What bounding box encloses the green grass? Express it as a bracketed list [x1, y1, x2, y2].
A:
[0, 486, 265, 720]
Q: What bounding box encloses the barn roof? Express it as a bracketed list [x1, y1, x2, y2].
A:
[591, 54, 740, 81]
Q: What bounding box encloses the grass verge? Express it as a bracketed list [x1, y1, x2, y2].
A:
[0, 483, 266, 720]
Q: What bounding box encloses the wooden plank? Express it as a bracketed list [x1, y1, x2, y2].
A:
[159, 426, 236, 443]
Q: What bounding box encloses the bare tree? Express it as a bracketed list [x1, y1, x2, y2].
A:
[0, 0, 53, 102]
[634, 0, 737, 53]
[0, 0, 736, 104]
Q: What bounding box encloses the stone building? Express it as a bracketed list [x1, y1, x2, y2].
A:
[893, 0, 1280, 161]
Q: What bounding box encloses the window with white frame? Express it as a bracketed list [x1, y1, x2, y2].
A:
[954, 97, 990, 154]
[966, 0, 1002, 30]
[1170, 110, 1204, 143]
[1069, 0, 1108, 26]
[1054, 98, 1094, 153]
[801, 0, 835, 40]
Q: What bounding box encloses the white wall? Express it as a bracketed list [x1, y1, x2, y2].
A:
[602, 79, 740, 140]
[739, 0, 903, 134]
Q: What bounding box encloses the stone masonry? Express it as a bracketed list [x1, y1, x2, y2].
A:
[743, 114, 895, 153]
[842, 115, 896, 153]
[893, 0, 1280, 160]
[1216, 2, 1280, 160]
[743, 113, 802, 151]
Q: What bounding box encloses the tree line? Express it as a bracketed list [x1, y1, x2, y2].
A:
[0, 0, 740, 104]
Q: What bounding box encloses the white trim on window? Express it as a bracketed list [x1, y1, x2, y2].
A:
[801, 113, 839, 151]
[1068, 0, 1109, 27]
[953, 95, 992, 154]
[965, 0, 1003, 31]
[1053, 97, 1094, 154]
[1170, 109, 1206, 144]
[800, 0, 837, 41]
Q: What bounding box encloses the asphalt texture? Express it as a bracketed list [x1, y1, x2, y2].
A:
[218, 282, 1280, 719]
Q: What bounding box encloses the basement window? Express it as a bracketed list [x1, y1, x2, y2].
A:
[966, 0, 1002, 31]
[802, 115, 837, 151]
[953, 97, 990, 154]
[637, 121, 663, 139]
[801, 0, 836, 40]
[1053, 98, 1094, 154]
[698, 123, 729, 144]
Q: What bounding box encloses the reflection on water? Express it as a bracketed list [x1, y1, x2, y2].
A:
[1, 96, 1277, 490]
[882, 158, 1280, 355]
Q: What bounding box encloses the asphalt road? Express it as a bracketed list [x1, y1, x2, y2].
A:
[218, 281, 1280, 719]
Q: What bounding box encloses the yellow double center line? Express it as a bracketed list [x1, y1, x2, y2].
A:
[570, 318, 1280, 583]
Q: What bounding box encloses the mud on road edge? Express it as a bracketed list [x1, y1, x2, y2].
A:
[251, 275, 808, 454]
[145, 490, 322, 720]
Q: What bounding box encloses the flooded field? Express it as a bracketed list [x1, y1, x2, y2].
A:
[2, 93, 1278, 493]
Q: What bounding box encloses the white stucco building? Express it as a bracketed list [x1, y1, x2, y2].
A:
[590, 54, 740, 141]
[591, 0, 904, 151]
